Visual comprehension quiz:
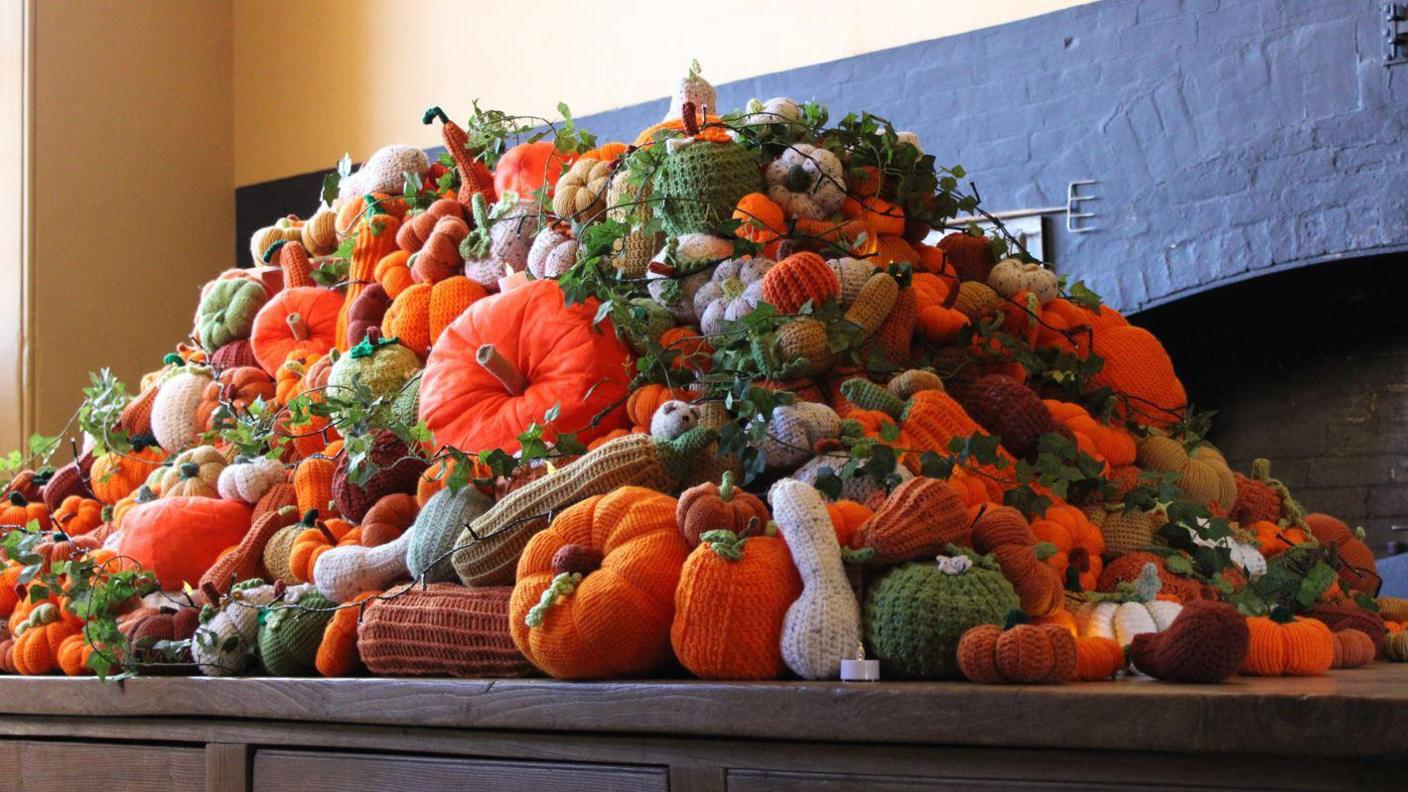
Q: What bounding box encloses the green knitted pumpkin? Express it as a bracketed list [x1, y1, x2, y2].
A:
[327, 329, 421, 401]
[654, 141, 760, 236]
[196, 279, 268, 351]
[257, 587, 335, 676]
[864, 550, 1020, 679]
[407, 484, 493, 583]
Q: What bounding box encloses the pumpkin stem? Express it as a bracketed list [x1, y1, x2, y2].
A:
[700, 529, 745, 562]
[839, 378, 904, 420]
[130, 432, 157, 452]
[1269, 604, 1296, 624]
[719, 471, 734, 502]
[475, 344, 528, 396]
[200, 580, 221, 606]
[286, 312, 309, 341]
[163, 352, 184, 367]
[179, 462, 200, 479]
[422, 106, 449, 126]
[8, 491, 24, 507]
[782, 163, 813, 193]
[262, 239, 288, 263]
[300, 509, 319, 527]
[524, 571, 583, 628]
[1133, 562, 1164, 603]
[551, 544, 603, 577]
[1251, 458, 1271, 483]
[315, 522, 338, 545]
[1002, 608, 1028, 630]
[681, 101, 700, 136]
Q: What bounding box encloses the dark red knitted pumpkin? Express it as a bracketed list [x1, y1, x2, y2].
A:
[208, 339, 260, 372]
[42, 453, 94, 513]
[956, 374, 1053, 460]
[936, 231, 996, 283]
[331, 430, 428, 521]
[1306, 603, 1387, 658]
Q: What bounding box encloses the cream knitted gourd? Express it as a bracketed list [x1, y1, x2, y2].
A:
[313, 529, 414, 603]
[150, 366, 215, 452]
[759, 402, 841, 470]
[339, 144, 429, 199]
[191, 582, 283, 677]
[217, 455, 285, 504]
[769, 479, 860, 680]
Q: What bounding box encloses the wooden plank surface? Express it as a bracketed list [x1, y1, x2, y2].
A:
[0, 665, 1404, 757]
[205, 743, 250, 792]
[4, 741, 205, 791]
[251, 749, 666, 792]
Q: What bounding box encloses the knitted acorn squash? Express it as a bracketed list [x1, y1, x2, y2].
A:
[1128, 600, 1250, 682]
[1241, 606, 1335, 677]
[195, 278, 268, 352]
[116, 497, 252, 590]
[406, 484, 493, 583]
[865, 551, 1021, 679]
[419, 279, 631, 453]
[249, 286, 345, 376]
[671, 526, 802, 679]
[676, 472, 770, 548]
[1030, 503, 1106, 592]
[957, 609, 1078, 684]
[1136, 434, 1237, 513]
[510, 486, 690, 679]
[849, 477, 968, 568]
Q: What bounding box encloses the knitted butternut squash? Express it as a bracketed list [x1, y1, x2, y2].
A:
[510, 487, 688, 679]
[1241, 606, 1335, 676]
[315, 590, 380, 677]
[1135, 434, 1238, 514]
[676, 472, 770, 548]
[451, 428, 722, 587]
[771, 479, 861, 680]
[671, 528, 802, 679]
[957, 610, 1078, 684]
[850, 477, 968, 567]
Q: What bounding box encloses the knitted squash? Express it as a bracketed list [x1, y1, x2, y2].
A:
[116, 497, 252, 589]
[344, 282, 391, 350]
[217, 454, 285, 504]
[552, 156, 611, 222]
[359, 493, 419, 547]
[418, 279, 631, 453]
[1083, 503, 1161, 557]
[249, 216, 303, 267]
[406, 484, 493, 583]
[732, 193, 786, 246]
[195, 366, 277, 431]
[151, 364, 215, 452]
[957, 610, 1078, 684]
[936, 231, 996, 282]
[331, 430, 428, 522]
[1128, 600, 1250, 683]
[1306, 603, 1387, 658]
[422, 106, 496, 208]
[289, 514, 359, 584]
[293, 455, 338, 517]
[956, 374, 1053, 460]
[653, 137, 759, 236]
[987, 258, 1059, 304]
[313, 529, 413, 603]
[409, 215, 469, 284]
[249, 286, 345, 376]
[1241, 606, 1335, 676]
[338, 213, 402, 352]
[671, 527, 801, 679]
[42, 454, 95, 513]
[842, 194, 905, 237]
[1030, 504, 1105, 592]
[494, 140, 573, 200]
[358, 583, 534, 678]
[1250, 519, 1310, 558]
[0, 491, 49, 529]
[195, 278, 269, 351]
[1090, 324, 1187, 428]
[381, 276, 487, 358]
[148, 445, 227, 498]
[258, 586, 336, 676]
[761, 252, 839, 314]
[1136, 434, 1238, 513]
[199, 505, 300, 596]
[315, 590, 379, 677]
[676, 472, 770, 548]
[865, 551, 1021, 679]
[764, 143, 845, 220]
[969, 505, 1065, 617]
[192, 582, 280, 676]
[509, 487, 690, 679]
[327, 328, 421, 401]
[1331, 628, 1377, 669]
[1076, 563, 1184, 648]
[1305, 513, 1378, 594]
[850, 477, 968, 568]
[52, 496, 102, 537]
[89, 436, 166, 504]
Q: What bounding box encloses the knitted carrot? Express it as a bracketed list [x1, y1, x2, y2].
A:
[423, 106, 496, 208]
[336, 212, 400, 352]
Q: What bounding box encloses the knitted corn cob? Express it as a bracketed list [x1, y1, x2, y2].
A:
[842, 272, 899, 341]
[360, 583, 534, 678]
[271, 239, 316, 289]
[451, 428, 721, 587]
[258, 587, 335, 676]
[770, 479, 860, 680]
[406, 485, 493, 583]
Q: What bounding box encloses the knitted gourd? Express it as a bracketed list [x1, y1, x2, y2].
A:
[1097, 551, 1208, 603]
[195, 278, 268, 351]
[969, 505, 1065, 617]
[199, 506, 300, 596]
[957, 610, 1078, 684]
[1241, 606, 1335, 677]
[757, 401, 841, 470]
[216, 455, 285, 504]
[936, 231, 996, 282]
[768, 479, 860, 680]
[258, 586, 335, 676]
[359, 583, 535, 678]
[956, 374, 1053, 460]
[42, 454, 95, 513]
[865, 550, 1020, 679]
[1128, 599, 1250, 683]
[693, 256, 773, 335]
[150, 365, 215, 452]
[313, 529, 414, 603]
[407, 485, 493, 583]
[654, 139, 760, 236]
[1082, 503, 1161, 557]
[339, 145, 428, 199]
[1304, 513, 1378, 595]
[1076, 563, 1184, 649]
[510, 487, 689, 679]
[192, 582, 279, 676]
[850, 477, 968, 568]
[987, 258, 1059, 303]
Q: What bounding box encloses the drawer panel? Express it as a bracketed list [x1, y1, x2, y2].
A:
[0, 741, 204, 792]
[254, 748, 666, 792]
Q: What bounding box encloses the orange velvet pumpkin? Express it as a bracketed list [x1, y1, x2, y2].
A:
[494, 141, 574, 200]
[249, 287, 345, 376]
[115, 497, 252, 590]
[419, 279, 632, 453]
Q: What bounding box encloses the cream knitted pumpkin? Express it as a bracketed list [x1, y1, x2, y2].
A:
[692, 256, 774, 335]
[150, 365, 215, 452]
[665, 62, 717, 121]
[551, 157, 612, 223]
[192, 582, 286, 676]
[988, 258, 1059, 304]
[1075, 563, 1183, 649]
[217, 455, 286, 504]
[765, 143, 846, 220]
[147, 445, 228, 498]
[759, 402, 841, 470]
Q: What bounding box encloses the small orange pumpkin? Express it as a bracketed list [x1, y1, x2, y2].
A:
[1241, 606, 1335, 677]
[0, 492, 51, 530]
[956, 610, 1078, 684]
[675, 472, 770, 548]
[52, 496, 103, 537]
[90, 436, 167, 505]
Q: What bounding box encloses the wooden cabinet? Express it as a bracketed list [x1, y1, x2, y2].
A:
[0, 742, 204, 792]
[251, 749, 666, 792]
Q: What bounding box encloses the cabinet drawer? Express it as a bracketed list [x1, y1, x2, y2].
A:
[253, 748, 666, 792]
[0, 741, 204, 792]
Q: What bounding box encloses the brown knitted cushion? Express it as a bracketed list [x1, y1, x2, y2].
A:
[358, 584, 536, 678]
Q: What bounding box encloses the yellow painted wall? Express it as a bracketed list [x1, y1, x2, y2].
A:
[232, 0, 1091, 187]
[29, 0, 234, 436]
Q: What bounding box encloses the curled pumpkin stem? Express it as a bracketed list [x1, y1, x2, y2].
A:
[525, 571, 583, 628]
[476, 344, 528, 395]
[700, 529, 746, 562]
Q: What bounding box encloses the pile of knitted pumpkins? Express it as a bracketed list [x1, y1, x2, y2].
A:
[0, 67, 1403, 684]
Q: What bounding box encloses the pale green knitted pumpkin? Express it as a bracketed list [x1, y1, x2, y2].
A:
[327, 328, 421, 401]
[257, 586, 334, 676]
[196, 279, 268, 351]
[654, 141, 760, 236]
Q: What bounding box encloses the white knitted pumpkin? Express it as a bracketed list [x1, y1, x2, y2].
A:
[313, 529, 413, 603]
[759, 402, 842, 470]
[1074, 564, 1183, 649]
[647, 252, 718, 324]
[743, 97, 803, 131]
[692, 257, 773, 334]
[217, 455, 286, 504]
[525, 225, 578, 279]
[765, 144, 846, 220]
[150, 366, 215, 452]
[463, 200, 542, 290]
[988, 258, 1060, 304]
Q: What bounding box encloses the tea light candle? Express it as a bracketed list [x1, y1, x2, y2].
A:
[840, 642, 880, 682]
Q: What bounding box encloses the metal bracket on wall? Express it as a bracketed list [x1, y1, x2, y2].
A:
[1066, 180, 1099, 233]
[1388, 3, 1408, 66]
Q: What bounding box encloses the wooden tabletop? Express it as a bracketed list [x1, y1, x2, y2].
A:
[0, 664, 1405, 757]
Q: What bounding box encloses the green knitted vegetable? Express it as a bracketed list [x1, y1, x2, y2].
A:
[196, 279, 268, 354]
[327, 327, 421, 400]
[257, 586, 335, 676]
[863, 548, 1020, 679]
[408, 484, 493, 583]
[655, 141, 760, 236]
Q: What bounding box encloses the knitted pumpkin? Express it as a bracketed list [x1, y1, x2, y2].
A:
[1305, 513, 1378, 594]
[12, 601, 83, 676]
[1083, 503, 1162, 557]
[1136, 434, 1238, 513]
[150, 364, 215, 452]
[89, 436, 167, 505]
[344, 282, 392, 350]
[293, 454, 338, 518]
[732, 193, 786, 246]
[52, 495, 102, 537]
[42, 453, 96, 513]
[675, 472, 770, 548]
[217, 454, 285, 504]
[338, 213, 402, 352]
[761, 252, 840, 314]
[249, 286, 345, 376]
[494, 140, 573, 200]
[957, 610, 1078, 684]
[381, 276, 487, 358]
[148, 445, 227, 498]
[1306, 603, 1388, 658]
[327, 328, 421, 402]
[1331, 628, 1377, 669]
[1044, 400, 1137, 468]
[1076, 563, 1184, 648]
[509, 487, 690, 679]
[1241, 606, 1335, 676]
[195, 278, 269, 352]
[1074, 635, 1127, 681]
[289, 514, 359, 584]
[314, 590, 379, 677]
[116, 497, 252, 589]
[653, 137, 759, 236]
[5, 467, 51, 504]
[0, 491, 49, 530]
[360, 493, 419, 547]
[936, 231, 996, 282]
[1091, 324, 1187, 428]
[195, 366, 277, 431]
[358, 583, 534, 678]
[671, 527, 802, 679]
[864, 551, 1021, 679]
[406, 484, 493, 583]
[764, 144, 845, 220]
[969, 505, 1065, 617]
[956, 374, 1053, 460]
[1030, 503, 1106, 591]
[1229, 458, 1291, 525]
[1249, 520, 1310, 558]
[275, 349, 322, 405]
[987, 258, 1059, 304]
[1128, 600, 1251, 683]
[331, 430, 428, 522]
[418, 279, 631, 453]
[850, 477, 968, 568]
[1097, 551, 1208, 603]
[552, 156, 611, 222]
[409, 215, 469, 284]
[758, 401, 842, 470]
[258, 586, 336, 676]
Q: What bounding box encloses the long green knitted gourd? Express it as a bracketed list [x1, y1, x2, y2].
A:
[407, 484, 493, 583]
[258, 587, 335, 677]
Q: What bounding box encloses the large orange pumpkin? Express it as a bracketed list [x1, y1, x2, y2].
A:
[494, 141, 574, 200]
[115, 497, 252, 589]
[249, 287, 345, 376]
[418, 279, 631, 453]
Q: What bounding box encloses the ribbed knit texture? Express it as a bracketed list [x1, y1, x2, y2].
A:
[1136, 435, 1237, 512]
[958, 374, 1053, 460]
[327, 341, 420, 400]
[852, 477, 968, 567]
[361, 584, 535, 678]
[332, 430, 429, 522]
[770, 479, 861, 680]
[1241, 613, 1334, 677]
[294, 457, 337, 517]
[1229, 472, 1282, 524]
[1331, 628, 1377, 669]
[655, 142, 760, 236]
[262, 524, 304, 584]
[1084, 505, 1159, 557]
[151, 369, 214, 452]
[936, 232, 996, 282]
[1306, 603, 1387, 657]
[864, 555, 1020, 679]
[969, 505, 1065, 617]
[1129, 600, 1250, 683]
[42, 456, 94, 514]
[956, 622, 1078, 684]
[860, 281, 916, 369]
[118, 385, 159, 436]
[775, 319, 834, 377]
[201, 506, 299, 595]
[258, 587, 335, 676]
[407, 485, 493, 583]
[762, 253, 840, 315]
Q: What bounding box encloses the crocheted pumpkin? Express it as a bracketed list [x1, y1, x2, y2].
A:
[765, 143, 845, 220]
[1097, 551, 1208, 603]
[1136, 434, 1237, 513]
[148, 445, 228, 499]
[957, 610, 1078, 684]
[151, 364, 215, 452]
[52, 495, 102, 537]
[327, 328, 421, 401]
[1306, 602, 1387, 658]
[116, 497, 252, 589]
[419, 279, 631, 453]
[195, 366, 276, 431]
[850, 477, 968, 568]
[1030, 503, 1106, 592]
[1241, 606, 1335, 676]
[360, 493, 419, 547]
[761, 252, 840, 314]
[956, 374, 1053, 460]
[330, 430, 428, 522]
[552, 156, 612, 222]
[217, 454, 285, 504]
[1305, 513, 1378, 594]
[1331, 628, 1376, 669]
[936, 231, 996, 282]
[381, 276, 487, 358]
[1128, 600, 1250, 683]
[195, 278, 268, 351]
[654, 138, 760, 236]
[671, 527, 802, 679]
[676, 472, 770, 548]
[864, 551, 1021, 679]
[1076, 563, 1184, 648]
[191, 581, 280, 676]
[987, 258, 1059, 304]
[1083, 504, 1161, 557]
[87, 438, 165, 505]
[258, 586, 336, 676]
[0, 492, 48, 530]
[509, 487, 690, 679]
[42, 454, 95, 513]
